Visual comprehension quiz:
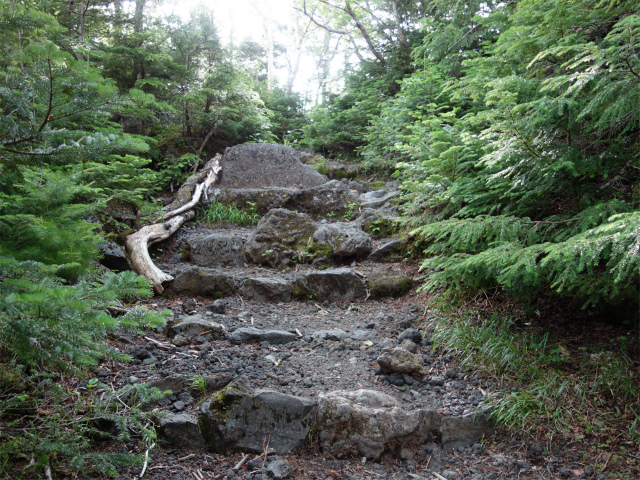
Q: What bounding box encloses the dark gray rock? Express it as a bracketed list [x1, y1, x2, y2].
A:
[368, 240, 406, 262]
[228, 327, 297, 345]
[376, 348, 427, 379]
[368, 269, 412, 297]
[266, 459, 294, 479]
[188, 233, 246, 267]
[198, 379, 315, 454]
[169, 314, 225, 339]
[218, 143, 327, 188]
[245, 209, 317, 267]
[312, 222, 372, 258]
[294, 268, 367, 303]
[239, 277, 293, 302]
[439, 405, 494, 449]
[398, 329, 423, 344]
[284, 180, 358, 217]
[160, 413, 205, 448]
[171, 266, 239, 297]
[147, 376, 186, 394]
[208, 299, 228, 314]
[98, 241, 131, 271]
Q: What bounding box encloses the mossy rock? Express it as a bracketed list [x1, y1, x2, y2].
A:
[368, 269, 413, 298]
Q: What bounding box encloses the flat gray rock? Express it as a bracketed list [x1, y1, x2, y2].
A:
[198, 379, 315, 454]
[171, 266, 239, 297]
[239, 277, 293, 302]
[218, 143, 327, 189]
[312, 222, 372, 257]
[160, 413, 205, 449]
[169, 314, 225, 339]
[188, 233, 245, 267]
[294, 268, 367, 303]
[376, 348, 427, 379]
[360, 190, 400, 209]
[228, 327, 297, 345]
[311, 329, 349, 341]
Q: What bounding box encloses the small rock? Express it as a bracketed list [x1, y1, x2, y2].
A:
[132, 346, 150, 360]
[266, 459, 293, 479]
[376, 348, 427, 379]
[142, 356, 157, 365]
[399, 339, 418, 353]
[173, 334, 191, 347]
[128, 376, 140, 385]
[160, 413, 205, 448]
[398, 328, 422, 344]
[173, 401, 186, 411]
[228, 327, 297, 345]
[182, 299, 197, 313]
[445, 367, 459, 379]
[209, 299, 228, 314]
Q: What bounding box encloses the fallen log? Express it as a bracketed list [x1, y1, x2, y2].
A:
[125, 155, 221, 294]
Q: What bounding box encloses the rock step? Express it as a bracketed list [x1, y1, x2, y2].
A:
[168, 266, 412, 303]
[160, 379, 494, 459]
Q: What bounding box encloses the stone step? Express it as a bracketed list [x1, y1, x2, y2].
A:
[168, 265, 412, 303]
[160, 379, 494, 458]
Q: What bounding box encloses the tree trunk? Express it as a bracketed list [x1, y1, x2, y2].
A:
[129, 0, 146, 88]
[263, 17, 275, 92]
[391, 0, 411, 54]
[126, 156, 222, 294]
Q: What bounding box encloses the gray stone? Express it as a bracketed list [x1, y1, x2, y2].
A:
[399, 328, 423, 344]
[311, 330, 349, 342]
[360, 190, 400, 209]
[173, 400, 186, 411]
[294, 268, 367, 303]
[285, 180, 358, 217]
[172, 334, 190, 347]
[312, 222, 372, 258]
[171, 266, 238, 297]
[217, 143, 327, 189]
[368, 240, 406, 262]
[316, 389, 437, 459]
[198, 379, 315, 454]
[368, 269, 412, 297]
[376, 348, 427, 379]
[160, 413, 205, 448]
[188, 233, 245, 267]
[169, 314, 225, 339]
[98, 240, 131, 271]
[208, 299, 228, 314]
[399, 339, 418, 353]
[148, 376, 186, 394]
[228, 327, 297, 345]
[245, 209, 317, 267]
[239, 277, 293, 302]
[266, 459, 294, 479]
[439, 405, 494, 449]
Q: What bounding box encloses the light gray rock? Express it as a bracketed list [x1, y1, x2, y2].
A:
[286, 180, 358, 217]
[188, 233, 245, 267]
[228, 327, 297, 345]
[169, 314, 225, 339]
[439, 405, 494, 449]
[160, 413, 205, 448]
[376, 348, 427, 379]
[218, 143, 327, 189]
[368, 240, 406, 262]
[98, 240, 131, 271]
[198, 379, 315, 454]
[312, 222, 372, 257]
[294, 268, 367, 303]
[360, 190, 400, 209]
[171, 266, 239, 297]
[266, 459, 294, 479]
[311, 330, 349, 342]
[368, 269, 412, 297]
[316, 389, 437, 459]
[245, 209, 317, 267]
[239, 277, 293, 302]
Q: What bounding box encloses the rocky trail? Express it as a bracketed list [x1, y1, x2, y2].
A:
[101, 144, 597, 480]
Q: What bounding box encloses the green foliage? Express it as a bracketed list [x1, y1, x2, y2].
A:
[0, 257, 168, 371]
[196, 202, 260, 227]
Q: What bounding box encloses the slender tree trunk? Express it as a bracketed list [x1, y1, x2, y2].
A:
[391, 0, 411, 54]
[263, 17, 275, 92]
[344, 0, 386, 66]
[129, 0, 146, 88]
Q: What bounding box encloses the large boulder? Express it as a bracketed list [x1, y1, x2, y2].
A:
[198, 379, 315, 454]
[316, 389, 438, 459]
[171, 266, 239, 297]
[187, 233, 246, 267]
[160, 414, 206, 449]
[98, 241, 131, 271]
[245, 209, 317, 267]
[294, 268, 367, 303]
[312, 222, 372, 258]
[217, 143, 326, 189]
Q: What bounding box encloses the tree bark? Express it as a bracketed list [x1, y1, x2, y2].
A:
[126, 156, 221, 294]
[391, 0, 412, 54]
